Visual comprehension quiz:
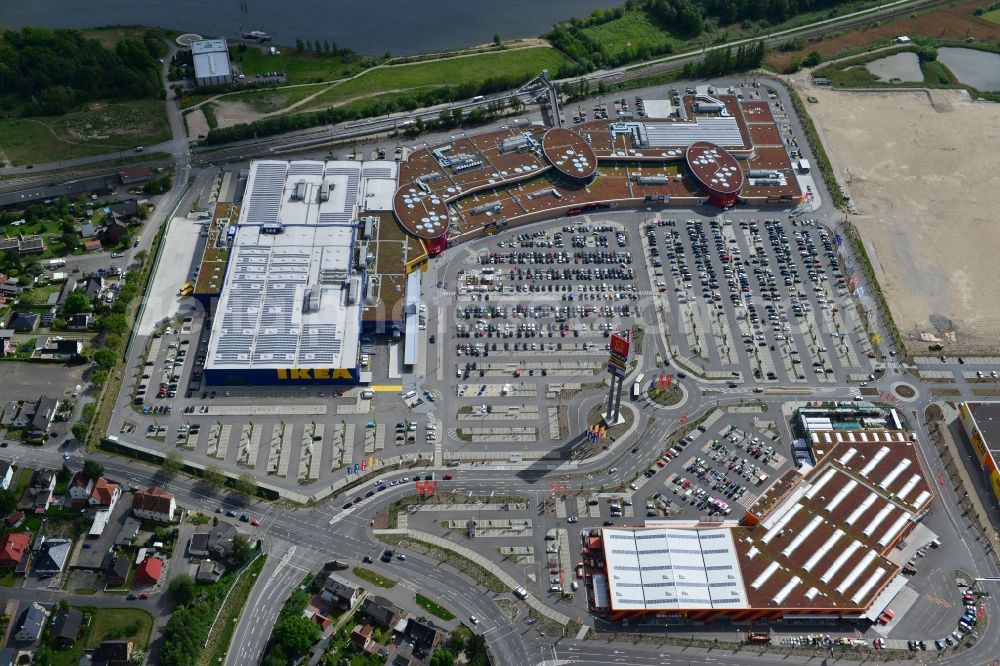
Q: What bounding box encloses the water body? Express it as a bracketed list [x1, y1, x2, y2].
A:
[937, 47, 1000, 92]
[0, 0, 623, 55]
[864, 52, 922, 82]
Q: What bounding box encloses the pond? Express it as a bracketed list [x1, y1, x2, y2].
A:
[865, 52, 923, 82]
[938, 47, 1000, 92]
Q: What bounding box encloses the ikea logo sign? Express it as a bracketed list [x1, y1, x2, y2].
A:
[276, 368, 354, 380]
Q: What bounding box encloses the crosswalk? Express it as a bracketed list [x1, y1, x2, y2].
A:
[736, 489, 759, 509]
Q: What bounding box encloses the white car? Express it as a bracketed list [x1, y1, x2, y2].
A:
[469, 615, 479, 625]
[567, 516, 578, 523]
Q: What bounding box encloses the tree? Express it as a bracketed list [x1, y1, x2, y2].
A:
[97, 313, 129, 337]
[0, 489, 17, 515]
[430, 650, 455, 666]
[232, 535, 255, 565]
[233, 472, 257, 496]
[64, 291, 92, 316]
[493, 32, 501, 46]
[83, 459, 104, 480]
[72, 422, 89, 441]
[296, 38, 304, 53]
[136, 249, 148, 264]
[274, 616, 320, 656]
[93, 348, 117, 370]
[169, 574, 196, 603]
[201, 464, 226, 488]
[466, 633, 489, 666]
[162, 450, 183, 474]
[91, 370, 109, 387]
[57, 464, 72, 484]
[323, 39, 330, 54]
[802, 50, 823, 67]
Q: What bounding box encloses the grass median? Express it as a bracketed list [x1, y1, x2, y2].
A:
[378, 534, 507, 593]
[415, 593, 456, 621]
[353, 566, 397, 588]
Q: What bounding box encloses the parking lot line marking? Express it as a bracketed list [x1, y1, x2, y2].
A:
[372, 385, 403, 392]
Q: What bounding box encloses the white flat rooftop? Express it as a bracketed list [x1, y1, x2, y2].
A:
[603, 526, 749, 611]
[206, 160, 366, 371]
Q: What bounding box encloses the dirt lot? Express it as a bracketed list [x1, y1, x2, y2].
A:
[767, 0, 1000, 71]
[185, 108, 209, 139]
[800, 84, 1000, 353]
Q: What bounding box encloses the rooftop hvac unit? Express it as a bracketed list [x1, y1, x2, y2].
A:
[364, 278, 377, 304]
[362, 217, 376, 240]
[292, 180, 308, 200]
[303, 287, 321, 313]
[347, 277, 361, 305]
[318, 181, 333, 202]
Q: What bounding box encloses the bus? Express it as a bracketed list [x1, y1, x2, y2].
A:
[631, 373, 645, 401]
[178, 282, 194, 297]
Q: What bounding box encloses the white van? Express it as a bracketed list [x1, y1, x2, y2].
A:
[360, 389, 375, 399]
[403, 390, 417, 400]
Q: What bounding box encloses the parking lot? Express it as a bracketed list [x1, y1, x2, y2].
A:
[645, 214, 876, 383]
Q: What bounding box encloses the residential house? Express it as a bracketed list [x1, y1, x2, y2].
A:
[105, 555, 131, 586]
[68, 473, 95, 503]
[68, 313, 92, 330]
[136, 555, 163, 584]
[82, 276, 104, 301]
[83, 239, 102, 252]
[107, 200, 139, 220]
[0, 330, 14, 357]
[89, 478, 121, 511]
[7, 312, 38, 333]
[33, 537, 72, 576]
[35, 337, 83, 360]
[0, 460, 12, 490]
[39, 305, 57, 327]
[322, 574, 361, 611]
[0, 532, 30, 568]
[80, 222, 96, 239]
[103, 218, 128, 245]
[188, 523, 238, 559]
[115, 517, 141, 546]
[391, 641, 415, 666]
[14, 603, 48, 642]
[51, 608, 83, 647]
[25, 396, 59, 442]
[403, 617, 443, 657]
[92, 640, 133, 666]
[29, 469, 56, 496]
[4, 511, 24, 529]
[349, 623, 373, 652]
[196, 559, 223, 583]
[360, 595, 402, 630]
[131, 487, 176, 523]
[16, 234, 44, 254]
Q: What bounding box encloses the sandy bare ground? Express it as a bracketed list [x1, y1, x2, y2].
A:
[185, 108, 209, 139]
[801, 85, 1000, 353]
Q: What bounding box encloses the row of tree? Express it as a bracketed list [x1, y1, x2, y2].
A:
[0, 27, 166, 116]
[205, 73, 532, 145]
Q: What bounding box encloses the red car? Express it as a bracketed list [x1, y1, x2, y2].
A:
[139, 592, 149, 600]
[250, 518, 260, 526]
[443, 473, 453, 480]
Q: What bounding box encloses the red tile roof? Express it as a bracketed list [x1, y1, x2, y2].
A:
[91, 478, 118, 506]
[132, 487, 174, 517]
[137, 556, 163, 583]
[0, 532, 30, 566]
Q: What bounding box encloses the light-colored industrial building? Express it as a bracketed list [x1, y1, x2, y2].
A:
[192, 39, 233, 87]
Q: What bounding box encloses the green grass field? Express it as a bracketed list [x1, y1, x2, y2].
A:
[580, 9, 677, 58]
[302, 47, 565, 111]
[0, 99, 170, 165]
[981, 8, 1000, 24]
[352, 566, 397, 588]
[234, 46, 369, 83]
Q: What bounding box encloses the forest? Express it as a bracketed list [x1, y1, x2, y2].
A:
[0, 27, 166, 116]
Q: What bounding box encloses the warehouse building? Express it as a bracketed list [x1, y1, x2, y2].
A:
[204, 160, 370, 386]
[959, 402, 1000, 506]
[587, 406, 935, 623]
[192, 39, 233, 87]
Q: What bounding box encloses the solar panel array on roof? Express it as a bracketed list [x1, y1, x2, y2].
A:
[362, 167, 393, 178]
[244, 163, 285, 226]
[642, 118, 743, 148]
